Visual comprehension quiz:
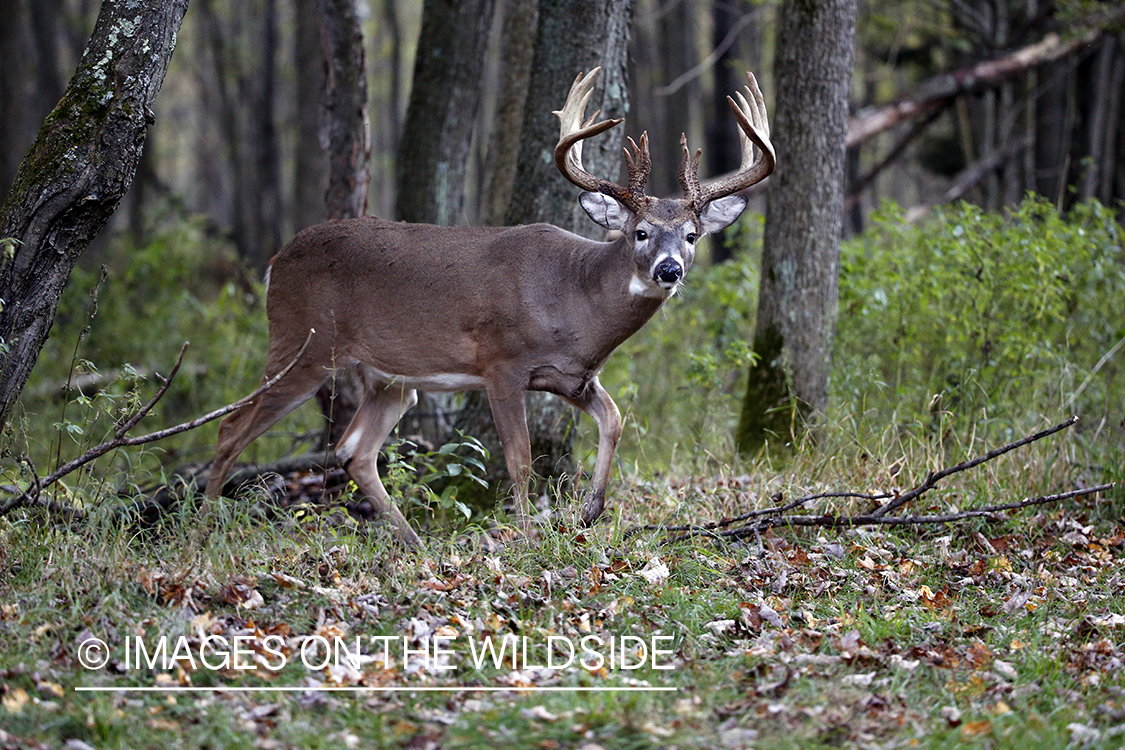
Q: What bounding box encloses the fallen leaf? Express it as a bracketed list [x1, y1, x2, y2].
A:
[960, 720, 991, 737]
[2, 687, 29, 714]
[637, 557, 670, 586]
[521, 705, 559, 722]
[941, 705, 962, 726]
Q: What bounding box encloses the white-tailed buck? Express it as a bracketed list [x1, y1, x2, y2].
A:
[205, 68, 774, 546]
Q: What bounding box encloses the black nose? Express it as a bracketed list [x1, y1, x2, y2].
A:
[655, 260, 683, 284]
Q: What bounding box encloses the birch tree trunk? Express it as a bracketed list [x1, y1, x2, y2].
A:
[736, 0, 857, 452]
[0, 0, 189, 428]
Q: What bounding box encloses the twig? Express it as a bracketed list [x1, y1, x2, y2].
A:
[624, 490, 892, 539]
[646, 416, 1102, 545]
[719, 483, 1114, 541]
[0, 330, 315, 518]
[652, 7, 763, 97]
[1064, 333, 1125, 410]
[871, 416, 1078, 518]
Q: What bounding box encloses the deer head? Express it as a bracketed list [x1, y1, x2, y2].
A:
[554, 67, 775, 297]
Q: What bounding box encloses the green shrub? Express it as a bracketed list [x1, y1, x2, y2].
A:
[835, 196, 1124, 459]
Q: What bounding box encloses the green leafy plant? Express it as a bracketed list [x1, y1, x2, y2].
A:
[382, 432, 490, 525]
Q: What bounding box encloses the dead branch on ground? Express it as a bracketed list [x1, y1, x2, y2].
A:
[632, 416, 1114, 545]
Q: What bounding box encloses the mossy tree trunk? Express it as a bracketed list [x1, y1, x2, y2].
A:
[736, 0, 856, 453]
[0, 0, 189, 430]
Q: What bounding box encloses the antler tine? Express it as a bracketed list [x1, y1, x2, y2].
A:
[692, 71, 776, 208]
[678, 133, 702, 205]
[553, 68, 649, 211]
[623, 132, 652, 200]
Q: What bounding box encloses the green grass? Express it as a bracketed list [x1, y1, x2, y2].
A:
[2, 433, 1122, 748]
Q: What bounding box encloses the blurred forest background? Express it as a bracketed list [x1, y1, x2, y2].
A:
[0, 0, 1122, 516]
[4, 0, 1122, 250]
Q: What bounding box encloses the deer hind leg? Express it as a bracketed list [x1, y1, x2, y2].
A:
[484, 384, 534, 533]
[562, 377, 622, 526]
[336, 383, 421, 547]
[204, 359, 328, 500]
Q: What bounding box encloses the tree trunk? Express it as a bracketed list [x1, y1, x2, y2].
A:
[294, 0, 330, 233]
[737, 0, 857, 452]
[197, 0, 283, 269]
[655, 0, 700, 199]
[483, 0, 539, 226]
[0, 0, 36, 199]
[506, 0, 634, 233]
[318, 0, 370, 222]
[706, 0, 754, 263]
[395, 0, 497, 225]
[0, 0, 188, 428]
[313, 0, 372, 448]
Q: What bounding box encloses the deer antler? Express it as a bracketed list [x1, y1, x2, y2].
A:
[554, 68, 652, 214]
[681, 71, 775, 213]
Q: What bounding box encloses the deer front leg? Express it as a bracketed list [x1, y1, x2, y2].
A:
[563, 378, 622, 526]
[485, 384, 534, 534]
[337, 384, 422, 547]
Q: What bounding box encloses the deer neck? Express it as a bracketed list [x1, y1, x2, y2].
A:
[570, 235, 669, 359]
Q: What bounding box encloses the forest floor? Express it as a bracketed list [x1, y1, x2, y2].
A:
[1, 452, 1123, 750]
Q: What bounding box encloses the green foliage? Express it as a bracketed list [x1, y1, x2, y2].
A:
[5, 216, 316, 499]
[835, 197, 1125, 448]
[383, 432, 491, 525]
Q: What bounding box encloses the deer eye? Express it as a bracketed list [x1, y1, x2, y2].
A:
[686, 233, 698, 244]
[635, 229, 648, 242]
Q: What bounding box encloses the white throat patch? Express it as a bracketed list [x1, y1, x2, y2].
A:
[630, 273, 672, 299]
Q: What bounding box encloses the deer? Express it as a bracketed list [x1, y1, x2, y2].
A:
[203, 68, 774, 547]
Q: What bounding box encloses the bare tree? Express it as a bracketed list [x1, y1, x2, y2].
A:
[0, 0, 189, 427]
[294, 0, 330, 233]
[737, 0, 857, 452]
[483, 0, 539, 227]
[706, 0, 757, 262]
[0, 0, 69, 200]
[197, 0, 283, 268]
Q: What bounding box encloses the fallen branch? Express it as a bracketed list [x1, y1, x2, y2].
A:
[846, 14, 1121, 147]
[128, 450, 345, 520]
[0, 330, 314, 518]
[903, 134, 1032, 223]
[636, 416, 1113, 545]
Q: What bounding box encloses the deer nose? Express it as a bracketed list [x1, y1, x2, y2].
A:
[654, 259, 683, 284]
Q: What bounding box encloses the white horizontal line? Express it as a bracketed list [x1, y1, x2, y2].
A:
[74, 685, 676, 693]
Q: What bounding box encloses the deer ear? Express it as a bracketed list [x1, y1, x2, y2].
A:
[699, 194, 748, 234]
[580, 192, 631, 230]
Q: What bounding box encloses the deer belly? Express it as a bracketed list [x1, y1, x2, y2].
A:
[363, 365, 486, 392]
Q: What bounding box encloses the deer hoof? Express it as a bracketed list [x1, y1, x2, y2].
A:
[580, 490, 606, 527]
